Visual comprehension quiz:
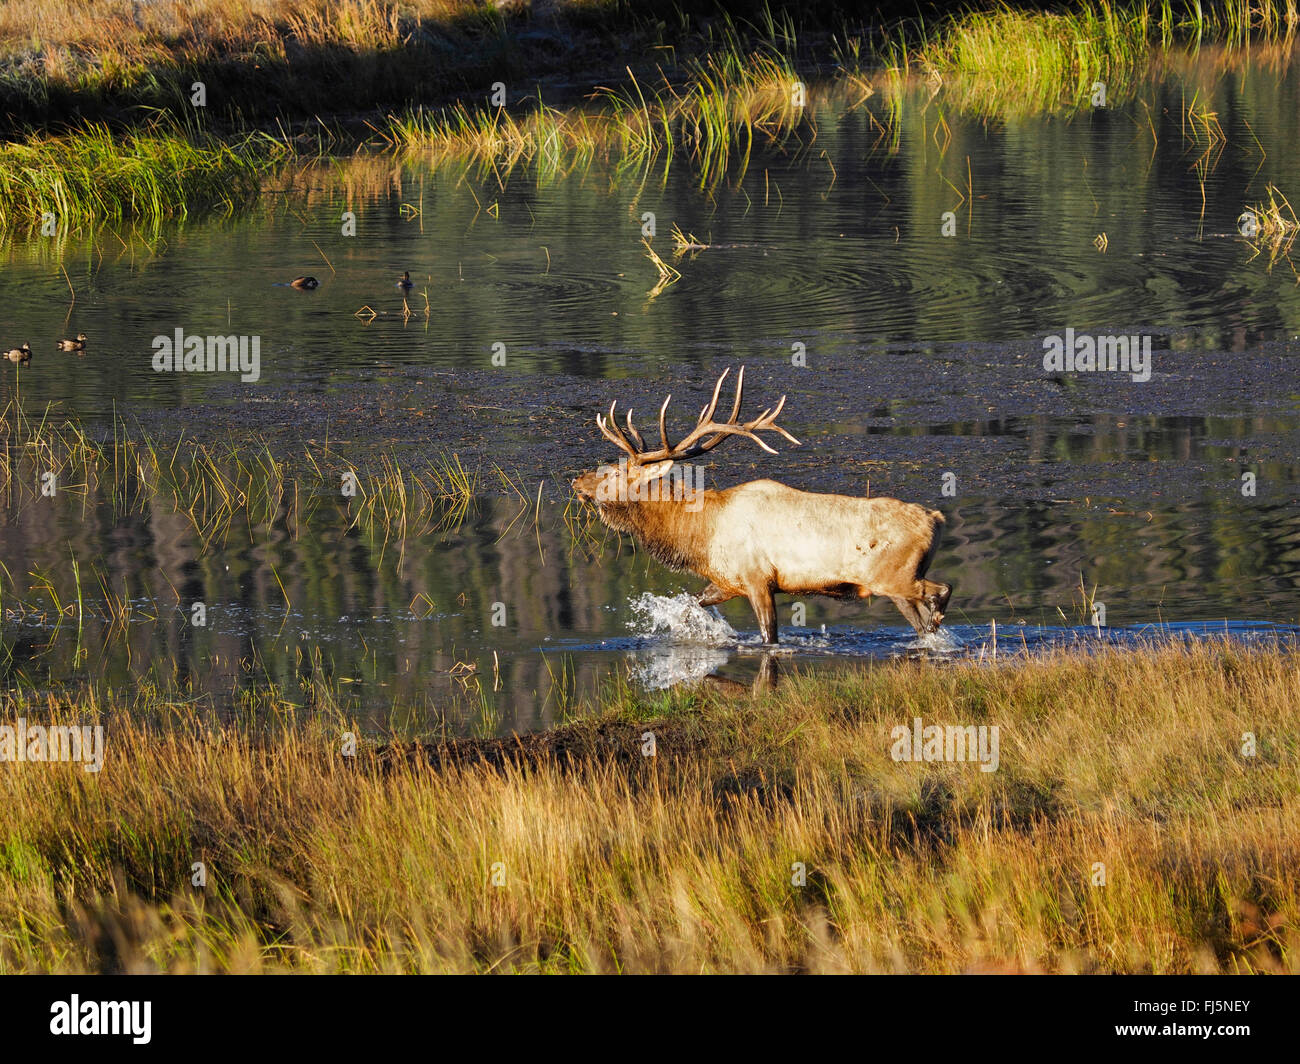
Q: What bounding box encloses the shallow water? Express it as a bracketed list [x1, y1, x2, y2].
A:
[0, 51, 1298, 732]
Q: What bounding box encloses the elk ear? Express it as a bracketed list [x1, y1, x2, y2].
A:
[634, 459, 675, 484]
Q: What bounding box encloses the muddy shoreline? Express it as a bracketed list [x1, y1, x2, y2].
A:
[124, 337, 1300, 506]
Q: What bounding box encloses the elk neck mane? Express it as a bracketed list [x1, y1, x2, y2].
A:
[595, 496, 715, 572]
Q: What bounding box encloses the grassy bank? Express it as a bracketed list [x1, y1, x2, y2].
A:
[6, 2, 1300, 226]
[0, 0, 627, 132]
[0, 640, 1295, 973]
[4, 1, 1298, 133]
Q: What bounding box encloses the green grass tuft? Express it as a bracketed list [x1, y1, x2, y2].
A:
[0, 123, 283, 230]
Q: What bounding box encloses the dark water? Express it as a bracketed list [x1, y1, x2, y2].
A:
[1, 49, 1298, 732]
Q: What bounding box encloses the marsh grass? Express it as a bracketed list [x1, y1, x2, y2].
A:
[0, 404, 477, 554]
[670, 223, 710, 256]
[1245, 183, 1299, 241]
[0, 123, 283, 230]
[899, 2, 1154, 117]
[382, 51, 813, 188]
[1242, 183, 1300, 275]
[6, 4, 1300, 224]
[0, 639, 1295, 973]
[870, 1, 1300, 118]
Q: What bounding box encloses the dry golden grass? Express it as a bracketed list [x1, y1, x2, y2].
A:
[0, 640, 1295, 973]
[0, 0, 620, 136]
[0, 1, 497, 55]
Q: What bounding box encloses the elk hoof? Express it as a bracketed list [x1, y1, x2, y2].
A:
[922, 583, 951, 632]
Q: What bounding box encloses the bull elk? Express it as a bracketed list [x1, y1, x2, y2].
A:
[571, 368, 952, 643]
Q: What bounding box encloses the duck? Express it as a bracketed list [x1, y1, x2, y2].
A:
[290, 276, 320, 290]
[5, 343, 32, 363]
[397, 270, 414, 290]
[57, 333, 87, 351]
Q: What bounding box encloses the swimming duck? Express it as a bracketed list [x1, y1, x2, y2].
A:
[57, 333, 87, 351]
[290, 276, 320, 290]
[5, 343, 32, 363]
[397, 271, 414, 290]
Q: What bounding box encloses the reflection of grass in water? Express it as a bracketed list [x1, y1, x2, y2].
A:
[1, 639, 1295, 972]
[0, 404, 478, 554]
[561, 488, 615, 566]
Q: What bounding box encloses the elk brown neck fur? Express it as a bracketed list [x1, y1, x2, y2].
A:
[593, 495, 715, 573]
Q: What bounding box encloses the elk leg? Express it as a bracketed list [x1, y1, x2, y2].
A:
[699, 582, 736, 607]
[748, 587, 779, 644]
[890, 596, 928, 636]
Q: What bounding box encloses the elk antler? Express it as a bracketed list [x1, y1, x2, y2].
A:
[595, 367, 800, 463]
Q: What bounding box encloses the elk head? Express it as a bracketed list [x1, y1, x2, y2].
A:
[571, 367, 800, 508]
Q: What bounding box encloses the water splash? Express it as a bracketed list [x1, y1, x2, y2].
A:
[628, 591, 738, 645]
[756, 629, 829, 652]
[905, 627, 965, 653]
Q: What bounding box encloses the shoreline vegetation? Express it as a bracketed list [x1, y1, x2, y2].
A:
[0, 639, 1295, 972]
[4, 2, 1300, 226]
[0, 403, 480, 547]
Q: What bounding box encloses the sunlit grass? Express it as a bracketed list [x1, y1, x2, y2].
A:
[382, 50, 811, 188]
[896, 2, 1154, 116]
[3, 3, 1300, 224]
[854, 1, 1300, 117]
[0, 639, 1295, 972]
[1241, 183, 1300, 275]
[0, 123, 282, 229]
[0, 0, 541, 118]
[1245, 183, 1299, 241]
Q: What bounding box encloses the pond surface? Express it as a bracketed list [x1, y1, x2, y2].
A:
[0, 49, 1298, 732]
